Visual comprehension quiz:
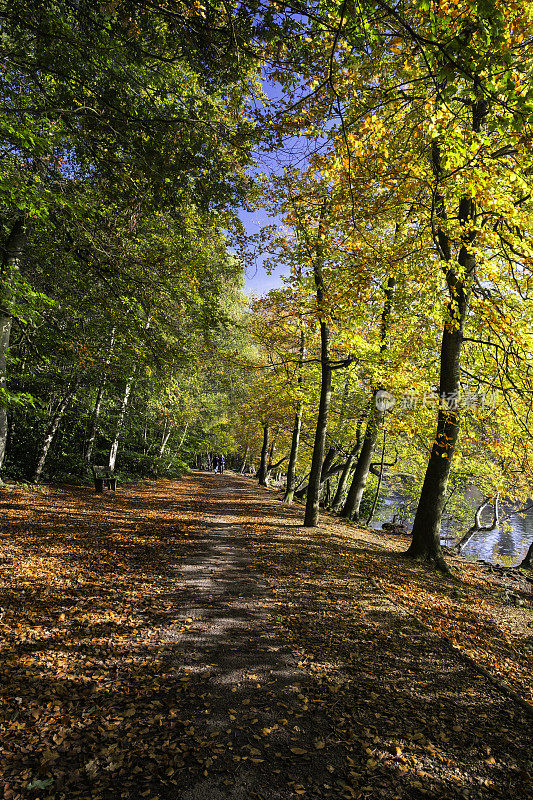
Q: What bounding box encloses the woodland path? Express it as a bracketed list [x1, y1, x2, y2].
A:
[0, 472, 531, 800]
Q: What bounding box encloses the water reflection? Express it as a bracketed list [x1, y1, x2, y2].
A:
[373, 494, 533, 566]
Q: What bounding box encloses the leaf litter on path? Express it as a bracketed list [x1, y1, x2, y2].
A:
[0, 473, 531, 800]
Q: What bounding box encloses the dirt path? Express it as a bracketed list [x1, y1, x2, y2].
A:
[162, 478, 336, 799]
[0, 471, 531, 800]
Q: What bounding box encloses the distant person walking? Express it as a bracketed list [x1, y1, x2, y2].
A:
[213, 455, 225, 474]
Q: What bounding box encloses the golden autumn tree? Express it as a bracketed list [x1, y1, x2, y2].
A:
[259, 0, 533, 567]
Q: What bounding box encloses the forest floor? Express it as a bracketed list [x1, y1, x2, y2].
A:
[0, 471, 531, 800]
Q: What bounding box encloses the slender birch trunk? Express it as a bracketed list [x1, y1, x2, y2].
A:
[85, 329, 115, 463]
[107, 317, 150, 472]
[265, 429, 279, 484]
[108, 377, 133, 471]
[0, 313, 12, 470]
[177, 422, 188, 450]
[159, 421, 171, 457]
[283, 404, 303, 502]
[239, 444, 249, 474]
[85, 380, 105, 463]
[304, 321, 332, 528]
[33, 379, 80, 483]
[0, 219, 26, 469]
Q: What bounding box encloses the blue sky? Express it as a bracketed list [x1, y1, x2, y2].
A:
[238, 72, 330, 297]
[240, 207, 287, 296]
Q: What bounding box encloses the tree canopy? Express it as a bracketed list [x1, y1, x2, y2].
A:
[1, 0, 532, 570]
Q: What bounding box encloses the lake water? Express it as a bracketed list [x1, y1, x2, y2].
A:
[373, 494, 533, 567]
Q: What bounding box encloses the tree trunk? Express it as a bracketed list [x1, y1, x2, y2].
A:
[406, 297, 467, 570]
[177, 422, 189, 451]
[0, 312, 12, 471]
[520, 540, 533, 570]
[304, 199, 332, 528]
[240, 444, 249, 474]
[108, 377, 133, 471]
[265, 431, 277, 483]
[340, 274, 395, 521]
[340, 401, 383, 520]
[407, 100, 485, 571]
[85, 379, 106, 462]
[452, 495, 499, 553]
[406, 180, 471, 567]
[0, 219, 26, 470]
[85, 328, 115, 463]
[304, 318, 332, 527]
[33, 380, 80, 483]
[293, 446, 341, 501]
[159, 422, 172, 457]
[331, 427, 363, 513]
[366, 429, 387, 525]
[257, 425, 270, 486]
[320, 447, 338, 480]
[283, 329, 305, 503]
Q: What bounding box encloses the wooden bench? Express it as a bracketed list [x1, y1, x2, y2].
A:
[90, 465, 117, 493]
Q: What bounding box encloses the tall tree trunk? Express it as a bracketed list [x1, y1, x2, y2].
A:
[340, 401, 384, 520]
[406, 280, 469, 569]
[0, 219, 26, 470]
[107, 317, 150, 472]
[304, 321, 332, 527]
[283, 329, 305, 503]
[520, 540, 533, 570]
[304, 198, 332, 528]
[321, 447, 339, 480]
[294, 457, 347, 501]
[331, 425, 363, 512]
[240, 444, 249, 474]
[85, 380, 106, 463]
[159, 421, 171, 457]
[0, 313, 12, 471]
[177, 422, 189, 450]
[406, 103, 484, 569]
[108, 377, 133, 471]
[257, 425, 270, 486]
[366, 429, 386, 525]
[33, 380, 80, 483]
[340, 275, 395, 521]
[266, 431, 277, 483]
[85, 328, 115, 463]
[304, 206, 331, 528]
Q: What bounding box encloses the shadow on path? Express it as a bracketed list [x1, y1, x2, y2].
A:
[0, 472, 531, 800]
